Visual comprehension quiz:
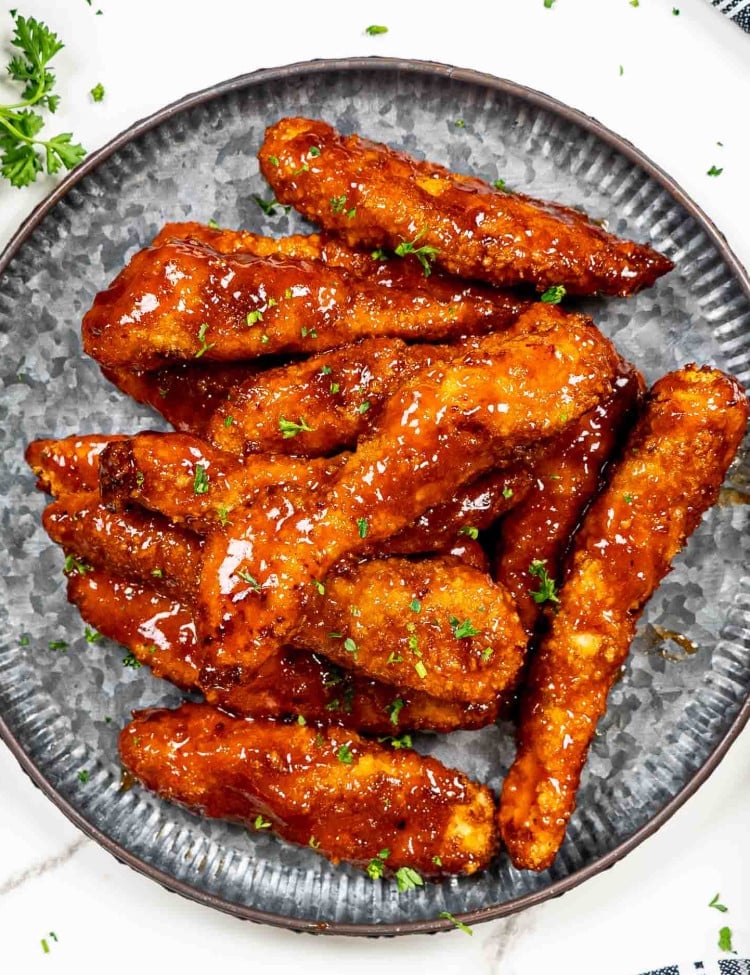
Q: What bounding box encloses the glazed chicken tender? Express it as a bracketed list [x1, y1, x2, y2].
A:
[499, 366, 749, 871]
[259, 117, 673, 296]
[120, 702, 499, 877]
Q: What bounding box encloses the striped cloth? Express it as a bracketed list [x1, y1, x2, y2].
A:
[639, 960, 750, 974]
[711, 0, 750, 31]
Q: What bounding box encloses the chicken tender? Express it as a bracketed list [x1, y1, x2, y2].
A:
[259, 117, 673, 296]
[495, 361, 644, 632]
[499, 366, 749, 871]
[26, 434, 127, 496]
[119, 702, 499, 877]
[196, 307, 621, 676]
[68, 569, 500, 733]
[82, 237, 527, 372]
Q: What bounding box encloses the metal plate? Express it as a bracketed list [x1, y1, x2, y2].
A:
[1, 58, 749, 936]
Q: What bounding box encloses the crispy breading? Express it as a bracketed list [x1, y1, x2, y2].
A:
[499, 366, 749, 871]
[195, 307, 622, 675]
[67, 569, 500, 733]
[25, 434, 127, 496]
[259, 117, 673, 296]
[119, 702, 499, 876]
[82, 237, 528, 372]
[495, 361, 644, 631]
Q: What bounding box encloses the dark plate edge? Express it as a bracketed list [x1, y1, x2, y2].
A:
[1, 55, 749, 938]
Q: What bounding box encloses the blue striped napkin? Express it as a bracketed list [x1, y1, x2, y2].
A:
[710, 0, 750, 31]
[639, 960, 750, 974]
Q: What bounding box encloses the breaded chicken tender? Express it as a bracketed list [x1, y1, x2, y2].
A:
[120, 702, 499, 877]
[499, 366, 749, 871]
[259, 117, 673, 296]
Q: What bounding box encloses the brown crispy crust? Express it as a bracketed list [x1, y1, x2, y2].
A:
[259, 117, 673, 296]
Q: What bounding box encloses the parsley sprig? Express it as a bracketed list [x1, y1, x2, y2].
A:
[0, 13, 86, 188]
[528, 558, 560, 605]
[394, 229, 439, 277]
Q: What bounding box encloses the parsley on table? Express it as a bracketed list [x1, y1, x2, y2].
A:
[0, 13, 86, 188]
[544, 0, 556, 7]
[540, 284, 567, 303]
[77, 769, 89, 783]
[49, 639, 68, 651]
[439, 911, 473, 935]
[84, 626, 101, 643]
[528, 559, 560, 605]
[394, 229, 439, 277]
[122, 651, 141, 668]
[279, 416, 313, 438]
[707, 165, 723, 177]
[366, 848, 390, 879]
[709, 893, 728, 912]
[718, 926, 734, 952]
[365, 24, 388, 35]
[89, 82, 104, 102]
[395, 866, 423, 892]
[193, 463, 210, 495]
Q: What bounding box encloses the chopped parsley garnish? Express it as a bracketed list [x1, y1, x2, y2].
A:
[502, 485, 514, 499]
[414, 660, 427, 679]
[385, 733, 412, 750]
[208, 218, 220, 229]
[366, 848, 390, 879]
[709, 893, 728, 912]
[409, 599, 421, 613]
[386, 698, 405, 725]
[63, 554, 91, 575]
[623, 493, 634, 504]
[395, 866, 424, 892]
[371, 247, 389, 261]
[279, 416, 313, 438]
[346, 208, 356, 219]
[90, 82, 105, 102]
[308, 836, 320, 848]
[454, 119, 465, 128]
[493, 178, 507, 190]
[292, 163, 309, 176]
[84, 626, 101, 643]
[672, 6, 680, 12]
[450, 616, 480, 639]
[439, 911, 473, 935]
[528, 559, 560, 605]
[320, 365, 332, 375]
[357, 400, 370, 414]
[300, 325, 318, 338]
[252, 194, 290, 216]
[619, 65, 624, 77]
[718, 926, 733, 952]
[312, 579, 325, 595]
[308, 145, 321, 157]
[122, 651, 141, 668]
[330, 194, 347, 213]
[195, 322, 214, 358]
[432, 855, 442, 866]
[77, 769, 89, 783]
[394, 229, 439, 277]
[223, 415, 234, 428]
[268, 154, 279, 167]
[217, 506, 230, 527]
[343, 637, 358, 659]
[336, 743, 354, 764]
[236, 569, 261, 591]
[458, 526, 479, 540]
[387, 651, 403, 664]
[629, 0, 639, 6]
[246, 310, 263, 325]
[330, 382, 340, 394]
[296, 714, 306, 726]
[481, 646, 494, 662]
[365, 24, 388, 34]
[193, 463, 210, 495]
[254, 815, 271, 830]
[357, 517, 368, 539]
[707, 165, 723, 177]
[544, 0, 556, 6]
[540, 284, 566, 304]
[0, 13, 86, 189]
[19, 634, 29, 646]
[49, 639, 68, 651]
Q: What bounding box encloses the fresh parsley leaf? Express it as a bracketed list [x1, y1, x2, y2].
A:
[357, 517, 368, 538]
[63, 553, 91, 575]
[718, 926, 733, 952]
[528, 558, 560, 605]
[278, 416, 313, 438]
[366, 848, 390, 879]
[89, 82, 104, 102]
[395, 866, 423, 892]
[77, 769, 89, 783]
[194, 322, 214, 358]
[439, 911, 473, 935]
[387, 651, 403, 664]
[454, 119, 465, 128]
[343, 637, 358, 659]
[709, 893, 728, 913]
[493, 178, 507, 190]
[236, 569, 261, 591]
[254, 815, 272, 830]
[707, 165, 723, 177]
[122, 651, 141, 668]
[357, 400, 370, 414]
[49, 639, 68, 651]
[502, 485, 514, 499]
[414, 660, 427, 679]
[540, 284, 567, 303]
[336, 743, 354, 764]
[481, 646, 494, 662]
[308, 836, 320, 848]
[394, 229, 439, 277]
[382, 733, 412, 750]
[252, 194, 290, 216]
[386, 698, 405, 725]
[409, 599, 421, 613]
[330, 194, 347, 214]
[544, 0, 556, 7]
[320, 365, 332, 375]
[450, 616, 480, 639]
[432, 855, 442, 866]
[458, 525, 479, 540]
[371, 247, 389, 261]
[246, 310, 263, 325]
[84, 626, 101, 643]
[672, 7, 680, 12]
[312, 579, 325, 595]
[193, 463, 210, 495]
[630, 0, 639, 6]
[365, 24, 388, 34]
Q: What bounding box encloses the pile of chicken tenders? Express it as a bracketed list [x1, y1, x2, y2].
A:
[26, 117, 748, 884]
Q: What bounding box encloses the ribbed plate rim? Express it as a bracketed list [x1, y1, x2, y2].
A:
[1, 56, 749, 937]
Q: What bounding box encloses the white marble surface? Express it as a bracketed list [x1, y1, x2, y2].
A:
[1, 1, 749, 971]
